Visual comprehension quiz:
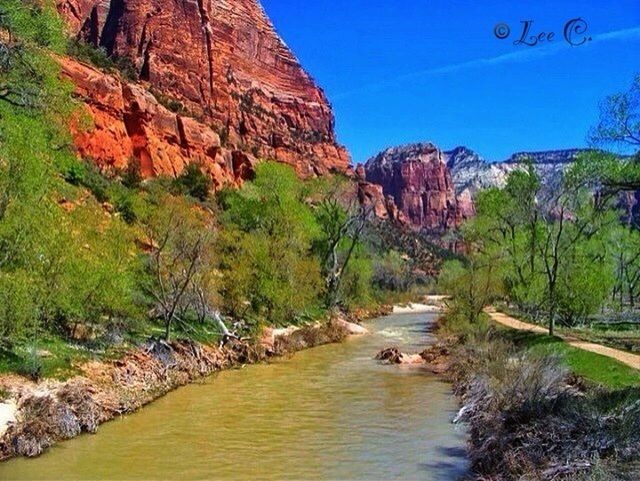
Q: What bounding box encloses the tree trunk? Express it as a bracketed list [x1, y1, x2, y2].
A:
[548, 279, 557, 336]
[164, 318, 172, 342]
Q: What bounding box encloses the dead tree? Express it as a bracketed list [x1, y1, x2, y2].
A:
[142, 204, 212, 341]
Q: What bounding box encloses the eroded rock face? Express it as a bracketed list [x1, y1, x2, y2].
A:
[61, 57, 258, 187]
[355, 165, 407, 223]
[444, 146, 592, 197]
[56, 0, 350, 179]
[364, 143, 468, 232]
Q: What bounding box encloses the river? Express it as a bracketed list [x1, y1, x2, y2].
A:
[0, 312, 469, 480]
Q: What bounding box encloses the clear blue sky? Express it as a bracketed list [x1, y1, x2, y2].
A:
[260, 0, 640, 163]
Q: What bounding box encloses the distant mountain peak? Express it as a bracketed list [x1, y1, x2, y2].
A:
[443, 146, 593, 196]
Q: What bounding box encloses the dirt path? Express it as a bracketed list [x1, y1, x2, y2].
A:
[486, 308, 640, 370]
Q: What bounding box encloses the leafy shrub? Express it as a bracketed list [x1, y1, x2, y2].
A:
[121, 158, 143, 189]
[338, 251, 374, 310]
[439, 259, 503, 324]
[66, 40, 114, 71]
[149, 89, 188, 115]
[372, 250, 412, 292]
[66, 39, 137, 81]
[114, 191, 137, 224]
[174, 163, 211, 201]
[0, 271, 40, 348]
[62, 161, 110, 203]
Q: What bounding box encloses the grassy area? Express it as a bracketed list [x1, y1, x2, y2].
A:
[559, 324, 640, 353]
[0, 316, 231, 381]
[501, 329, 640, 390]
[496, 304, 640, 354]
[0, 337, 96, 380]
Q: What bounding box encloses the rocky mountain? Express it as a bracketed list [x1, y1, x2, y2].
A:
[360, 144, 602, 235]
[56, 0, 350, 186]
[363, 143, 473, 233]
[444, 146, 639, 227]
[444, 146, 591, 196]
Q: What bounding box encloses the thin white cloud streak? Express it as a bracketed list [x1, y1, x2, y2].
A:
[332, 26, 640, 101]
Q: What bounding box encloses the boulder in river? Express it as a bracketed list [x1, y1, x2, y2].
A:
[376, 347, 425, 365]
[335, 318, 369, 335]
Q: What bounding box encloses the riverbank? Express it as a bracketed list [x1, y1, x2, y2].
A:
[426, 306, 640, 480]
[0, 310, 469, 481]
[0, 308, 388, 462]
[391, 296, 449, 315]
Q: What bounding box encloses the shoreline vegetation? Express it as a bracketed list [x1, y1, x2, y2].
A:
[425, 73, 640, 479]
[0, 307, 388, 462]
[2, 2, 639, 479]
[427, 306, 640, 481]
[487, 308, 640, 371]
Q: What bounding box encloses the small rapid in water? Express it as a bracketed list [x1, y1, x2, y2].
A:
[0, 312, 469, 480]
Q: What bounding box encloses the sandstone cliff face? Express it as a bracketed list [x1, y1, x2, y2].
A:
[61, 57, 258, 187]
[355, 165, 407, 224]
[364, 143, 468, 232]
[57, 0, 349, 182]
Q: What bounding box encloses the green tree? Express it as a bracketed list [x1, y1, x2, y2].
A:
[583, 73, 640, 191]
[373, 250, 412, 292]
[456, 163, 617, 335]
[311, 176, 371, 308]
[589, 74, 640, 151]
[611, 226, 640, 308]
[464, 164, 546, 314]
[439, 257, 503, 325]
[218, 162, 322, 326]
[0, 270, 39, 349]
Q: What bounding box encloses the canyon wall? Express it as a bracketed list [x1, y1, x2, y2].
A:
[364, 143, 472, 233]
[56, 0, 349, 184]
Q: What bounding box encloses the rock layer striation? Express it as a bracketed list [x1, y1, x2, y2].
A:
[56, 0, 349, 183]
[364, 143, 470, 232]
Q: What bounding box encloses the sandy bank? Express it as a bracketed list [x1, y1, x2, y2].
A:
[0, 402, 16, 439]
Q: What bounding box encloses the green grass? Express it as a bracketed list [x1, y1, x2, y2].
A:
[559, 325, 640, 354]
[0, 323, 223, 381]
[169, 320, 224, 345]
[0, 336, 97, 380]
[502, 329, 640, 390]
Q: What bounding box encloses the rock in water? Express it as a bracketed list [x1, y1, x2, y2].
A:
[375, 347, 424, 365]
[376, 347, 403, 364]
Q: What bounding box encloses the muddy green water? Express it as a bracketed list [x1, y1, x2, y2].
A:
[0, 313, 468, 480]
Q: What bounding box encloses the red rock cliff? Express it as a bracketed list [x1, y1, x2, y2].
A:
[364, 143, 470, 232]
[56, 0, 349, 182]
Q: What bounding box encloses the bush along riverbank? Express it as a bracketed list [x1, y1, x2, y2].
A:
[423, 304, 640, 481]
[0, 308, 387, 462]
